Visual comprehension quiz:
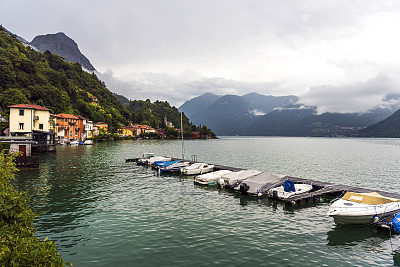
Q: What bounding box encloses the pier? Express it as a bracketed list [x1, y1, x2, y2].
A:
[128, 156, 400, 231]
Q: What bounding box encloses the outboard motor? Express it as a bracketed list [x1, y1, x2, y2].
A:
[239, 183, 249, 194]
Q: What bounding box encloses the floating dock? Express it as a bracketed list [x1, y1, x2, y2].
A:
[127, 156, 400, 231]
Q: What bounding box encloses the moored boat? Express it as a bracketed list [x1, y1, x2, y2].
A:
[327, 191, 400, 225]
[234, 172, 285, 197]
[159, 162, 189, 173]
[217, 169, 262, 188]
[181, 163, 214, 175]
[194, 170, 232, 186]
[70, 140, 79, 145]
[268, 180, 313, 200]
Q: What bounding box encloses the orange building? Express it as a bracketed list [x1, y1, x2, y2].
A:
[56, 113, 85, 142]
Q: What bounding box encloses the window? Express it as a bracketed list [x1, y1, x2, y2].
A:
[39, 124, 43, 130]
[19, 109, 24, 116]
[70, 131, 72, 136]
[19, 123, 24, 130]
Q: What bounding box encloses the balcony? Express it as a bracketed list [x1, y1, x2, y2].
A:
[69, 121, 76, 125]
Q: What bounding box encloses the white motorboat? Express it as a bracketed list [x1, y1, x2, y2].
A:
[234, 172, 285, 197]
[327, 191, 400, 225]
[181, 163, 214, 175]
[84, 140, 94, 145]
[217, 169, 262, 188]
[69, 140, 79, 145]
[194, 170, 232, 186]
[268, 180, 313, 200]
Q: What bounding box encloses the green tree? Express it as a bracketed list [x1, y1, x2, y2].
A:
[0, 151, 71, 266]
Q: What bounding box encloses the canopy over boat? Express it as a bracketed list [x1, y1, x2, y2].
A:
[342, 192, 399, 205]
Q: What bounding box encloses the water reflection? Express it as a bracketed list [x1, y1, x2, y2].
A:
[327, 224, 389, 246]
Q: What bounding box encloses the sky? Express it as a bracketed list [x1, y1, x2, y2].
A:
[2, 0, 400, 113]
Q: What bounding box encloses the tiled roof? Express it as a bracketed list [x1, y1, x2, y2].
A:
[8, 104, 50, 111]
[56, 113, 79, 119]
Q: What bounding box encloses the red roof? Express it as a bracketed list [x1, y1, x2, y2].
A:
[8, 104, 50, 111]
[56, 113, 79, 119]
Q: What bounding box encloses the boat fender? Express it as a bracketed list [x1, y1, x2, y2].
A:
[272, 189, 278, 200]
[218, 178, 225, 188]
[392, 212, 400, 234]
[257, 192, 262, 198]
[239, 183, 249, 194]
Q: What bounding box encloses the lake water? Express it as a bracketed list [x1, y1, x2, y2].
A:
[15, 137, 400, 266]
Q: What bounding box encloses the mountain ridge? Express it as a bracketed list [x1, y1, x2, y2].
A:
[30, 32, 96, 71]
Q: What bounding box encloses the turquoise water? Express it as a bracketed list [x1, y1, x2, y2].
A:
[15, 137, 400, 266]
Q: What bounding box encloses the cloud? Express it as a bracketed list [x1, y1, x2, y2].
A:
[249, 109, 266, 116]
[298, 74, 400, 114]
[97, 69, 284, 107]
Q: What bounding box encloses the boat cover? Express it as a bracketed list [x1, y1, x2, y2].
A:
[283, 180, 295, 192]
[392, 212, 400, 234]
[342, 192, 400, 205]
[220, 170, 262, 186]
[154, 160, 180, 168]
[235, 172, 285, 195]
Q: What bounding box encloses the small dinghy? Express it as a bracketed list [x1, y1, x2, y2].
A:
[234, 172, 285, 197]
[217, 169, 262, 188]
[181, 163, 214, 175]
[194, 170, 232, 186]
[327, 191, 400, 225]
[268, 180, 313, 200]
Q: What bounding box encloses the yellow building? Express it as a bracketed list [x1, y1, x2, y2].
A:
[94, 122, 108, 134]
[117, 125, 139, 137]
[8, 104, 51, 136]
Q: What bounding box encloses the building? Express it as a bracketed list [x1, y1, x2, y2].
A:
[8, 104, 56, 152]
[117, 125, 139, 137]
[85, 120, 93, 138]
[94, 122, 108, 134]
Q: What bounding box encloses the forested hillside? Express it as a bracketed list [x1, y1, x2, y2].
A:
[0, 26, 131, 132]
[0, 26, 215, 136]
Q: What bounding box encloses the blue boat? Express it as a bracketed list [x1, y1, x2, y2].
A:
[159, 162, 188, 173]
[153, 160, 181, 168]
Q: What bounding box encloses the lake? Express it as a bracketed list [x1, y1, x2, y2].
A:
[15, 137, 400, 266]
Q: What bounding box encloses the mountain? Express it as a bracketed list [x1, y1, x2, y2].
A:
[113, 93, 130, 106]
[0, 26, 129, 132]
[357, 109, 400, 137]
[30, 32, 96, 71]
[190, 95, 252, 135]
[180, 93, 297, 135]
[178, 93, 221, 117]
[243, 105, 395, 137]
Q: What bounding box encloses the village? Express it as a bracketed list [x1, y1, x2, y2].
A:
[1, 103, 201, 164]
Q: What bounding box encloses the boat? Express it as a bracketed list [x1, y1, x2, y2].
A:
[217, 169, 262, 188]
[159, 162, 189, 173]
[70, 140, 79, 145]
[84, 140, 94, 145]
[79, 142, 85, 145]
[194, 170, 232, 186]
[233, 172, 285, 197]
[327, 191, 400, 225]
[153, 160, 181, 169]
[268, 180, 313, 200]
[181, 163, 214, 175]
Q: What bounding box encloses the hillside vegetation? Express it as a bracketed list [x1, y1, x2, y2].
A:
[0, 26, 211, 135]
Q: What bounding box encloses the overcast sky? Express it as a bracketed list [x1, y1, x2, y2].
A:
[2, 0, 400, 113]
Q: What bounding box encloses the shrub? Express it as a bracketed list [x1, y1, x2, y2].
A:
[0, 151, 71, 266]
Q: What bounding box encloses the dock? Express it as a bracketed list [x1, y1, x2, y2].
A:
[127, 156, 400, 231]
